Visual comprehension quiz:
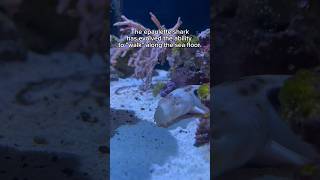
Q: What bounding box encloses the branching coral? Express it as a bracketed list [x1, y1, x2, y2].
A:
[110, 12, 182, 90]
[0, 0, 106, 54]
[111, 13, 210, 91]
[56, 0, 106, 53]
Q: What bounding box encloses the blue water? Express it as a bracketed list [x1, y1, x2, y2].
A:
[111, 0, 210, 35]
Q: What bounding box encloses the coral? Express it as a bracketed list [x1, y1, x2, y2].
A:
[111, 12, 182, 90]
[279, 69, 320, 121]
[56, 0, 106, 54]
[110, 13, 210, 90]
[169, 29, 210, 86]
[159, 81, 177, 97]
[194, 83, 210, 147]
[197, 83, 210, 101]
[152, 82, 166, 97]
[194, 115, 210, 147]
[0, 0, 106, 55]
[110, 35, 119, 46]
[170, 67, 201, 87]
[171, 29, 210, 60]
[297, 163, 320, 179]
[172, 35, 199, 55]
[213, 0, 320, 84]
[196, 29, 210, 79]
[171, 66, 194, 83]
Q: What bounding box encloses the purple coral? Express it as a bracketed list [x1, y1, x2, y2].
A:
[170, 67, 202, 87]
[160, 81, 177, 97]
[194, 117, 210, 147]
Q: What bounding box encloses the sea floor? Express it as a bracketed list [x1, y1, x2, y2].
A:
[0, 52, 108, 180]
[110, 70, 210, 180]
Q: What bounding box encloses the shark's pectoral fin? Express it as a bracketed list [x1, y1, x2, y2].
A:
[253, 140, 310, 166]
[191, 106, 209, 114]
[190, 86, 209, 115]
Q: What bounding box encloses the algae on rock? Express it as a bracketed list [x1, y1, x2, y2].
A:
[279, 69, 320, 122]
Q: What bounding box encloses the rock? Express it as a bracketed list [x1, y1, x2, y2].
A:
[213, 0, 320, 84]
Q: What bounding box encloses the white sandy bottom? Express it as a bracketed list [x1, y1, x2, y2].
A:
[110, 70, 210, 180]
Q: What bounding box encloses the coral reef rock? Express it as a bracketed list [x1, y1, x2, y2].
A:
[195, 117, 210, 147]
[214, 0, 320, 84]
